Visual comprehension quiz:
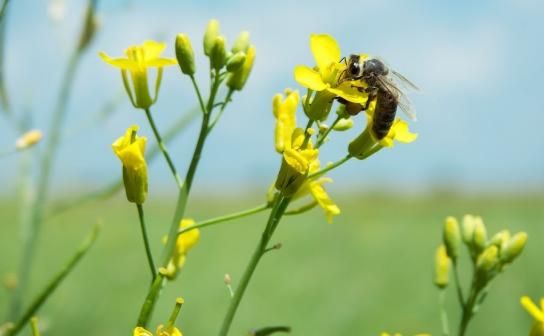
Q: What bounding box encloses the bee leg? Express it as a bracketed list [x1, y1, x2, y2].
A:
[360, 92, 377, 111]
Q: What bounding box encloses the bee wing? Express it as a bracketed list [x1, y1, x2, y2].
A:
[390, 69, 420, 92]
[376, 76, 417, 121]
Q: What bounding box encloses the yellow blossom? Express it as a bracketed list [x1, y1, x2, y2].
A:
[294, 34, 369, 120]
[295, 177, 340, 223]
[275, 128, 319, 196]
[521, 296, 544, 336]
[371, 117, 418, 148]
[100, 40, 176, 109]
[164, 219, 200, 279]
[15, 129, 43, 150]
[133, 326, 183, 336]
[112, 125, 148, 204]
[273, 90, 299, 153]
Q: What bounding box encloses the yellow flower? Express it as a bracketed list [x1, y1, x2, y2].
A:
[112, 125, 148, 204]
[294, 34, 369, 120]
[133, 325, 183, 336]
[521, 296, 544, 336]
[15, 129, 43, 150]
[273, 89, 299, 153]
[295, 177, 340, 223]
[164, 219, 200, 279]
[100, 40, 176, 109]
[275, 128, 319, 196]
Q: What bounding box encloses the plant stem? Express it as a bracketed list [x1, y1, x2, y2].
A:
[136, 71, 223, 327]
[308, 154, 352, 179]
[178, 203, 270, 236]
[8, 51, 81, 320]
[144, 108, 183, 188]
[137, 204, 156, 282]
[458, 282, 480, 336]
[439, 290, 450, 336]
[6, 224, 100, 336]
[316, 115, 341, 148]
[218, 195, 291, 336]
[452, 260, 465, 306]
[301, 119, 314, 149]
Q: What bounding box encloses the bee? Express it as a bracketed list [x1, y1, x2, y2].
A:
[337, 54, 418, 140]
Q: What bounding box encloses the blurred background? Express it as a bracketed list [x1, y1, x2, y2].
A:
[0, 0, 543, 335]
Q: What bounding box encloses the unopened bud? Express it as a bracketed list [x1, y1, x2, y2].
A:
[227, 45, 255, 91]
[472, 216, 487, 253]
[336, 104, 349, 119]
[476, 245, 499, 274]
[175, 34, 195, 75]
[15, 129, 43, 150]
[318, 123, 329, 134]
[224, 273, 232, 285]
[443, 216, 461, 260]
[203, 19, 220, 56]
[210, 36, 228, 71]
[500, 232, 528, 264]
[306, 127, 316, 136]
[231, 31, 250, 53]
[226, 51, 246, 72]
[434, 245, 451, 289]
[490, 230, 511, 249]
[462, 214, 476, 244]
[332, 118, 353, 131]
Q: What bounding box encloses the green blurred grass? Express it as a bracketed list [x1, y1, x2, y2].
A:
[0, 192, 543, 336]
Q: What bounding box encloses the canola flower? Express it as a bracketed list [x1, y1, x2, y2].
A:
[100, 40, 177, 109]
[521, 296, 544, 336]
[294, 34, 369, 121]
[163, 219, 200, 280]
[112, 125, 148, 204]
[272, 90, 339, 221]
[135, 297, 184, 336]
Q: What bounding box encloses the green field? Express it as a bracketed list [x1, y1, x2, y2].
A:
[1, 192, 542, 336]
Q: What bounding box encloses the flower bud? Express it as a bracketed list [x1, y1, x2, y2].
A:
[15, 129, 43, 150]
[333, 118, 353, 131]
[476, 245, 499, 274]
[500, 232, 528, 264]
[434, 245, 451, 289]
[203, 19, 220, 56]
[490, 230, 510, 249]
[348, 128, 378, 160]
[224, 273, 232, 285]
[175, 33, 195, 75]
[275, 150, 310, 197]
[472, 216, 487, 253]
[76, 0, 99, 52]
[462, 214, 476, 244]
[210, 36, 228, 71]
[226, 51, 246, 72]
[443, 216, 461, 260]
[227, 45, 255, 91]
[231, 31, 250, 53]
[336, 103, 349, 119]
[112, 125, 148, 204]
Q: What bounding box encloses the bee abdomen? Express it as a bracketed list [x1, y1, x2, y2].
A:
[371, 91, 397, 140]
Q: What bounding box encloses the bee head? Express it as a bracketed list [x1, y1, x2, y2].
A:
[347, 54, 363, 78]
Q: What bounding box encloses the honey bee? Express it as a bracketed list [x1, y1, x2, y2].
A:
[337, 54, 418, 140]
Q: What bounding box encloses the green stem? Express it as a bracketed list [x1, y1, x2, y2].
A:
[144, 108, 183, 188]
[47, 108, 199, 219]
[458, 279, 482, 336]
[316, 115, 341, 148]
[218, 195, 291, 336]
[208, 89, 234, 131]
[284, 201, 317, 215]
[300, 119, 314, 149]
[190, 75, 206, 115]
[136, 71, 223, 328]
[8, 51, 81, 320]
[178, 203, 269, 236]
[439, 290, 450, 336]
[308, 154, 352, 179]
[5, 224, 100, 336]
[136, 270, 166, 327]
[137, 204, 156, 282]
[452, 260, 465, 306]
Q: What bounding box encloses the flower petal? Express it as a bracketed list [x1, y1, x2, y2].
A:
[521, 296, 544, 322]
[133, 327, 153, 336]
[99, 51, 137, 70]
[309, 178, 340, 223]
[328, 81, 369, 104]
[142, 40, 167, 61]
[310, 34, 341, 73]
[392, 119, 418, 143]
[145, 57, 178, 67]
[294, 65, 327, 91]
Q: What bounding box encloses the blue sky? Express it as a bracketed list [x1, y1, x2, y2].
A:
[1, 0, 543, 194]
